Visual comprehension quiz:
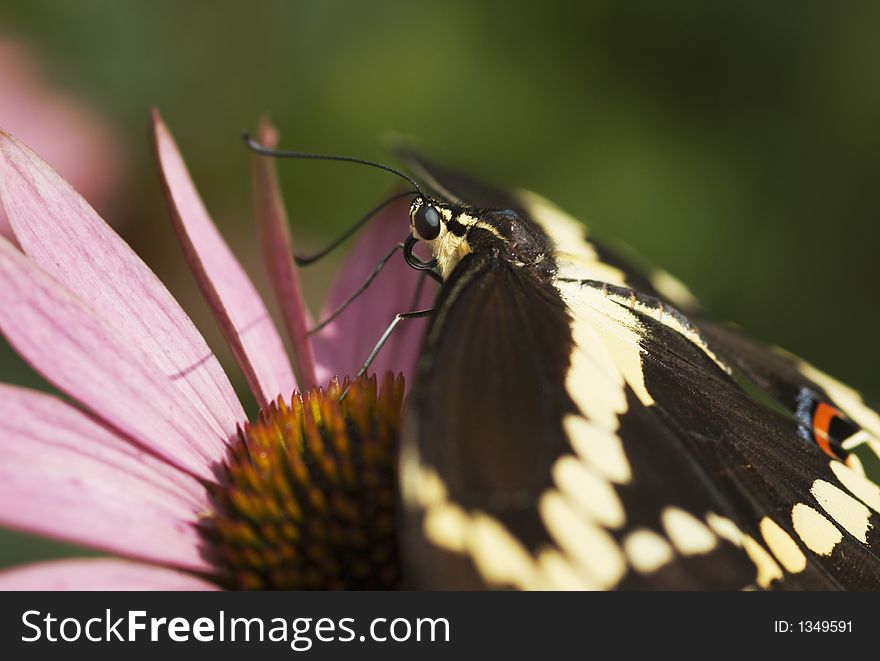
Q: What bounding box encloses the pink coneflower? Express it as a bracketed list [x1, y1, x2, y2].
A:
[0, 37, 121, 240]
[0, 112, 433, 590]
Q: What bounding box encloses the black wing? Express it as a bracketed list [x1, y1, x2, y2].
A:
[631, 302, 880, 588]
[399, 151, 880, 590]
[402, 250, 572, 588]
[402, 250, 759, 589]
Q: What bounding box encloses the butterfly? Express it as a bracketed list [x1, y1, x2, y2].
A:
[395, 151, 880, 590]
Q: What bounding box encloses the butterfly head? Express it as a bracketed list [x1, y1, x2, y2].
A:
[407, 196, 498, 280]
[408, 196, 557, 282]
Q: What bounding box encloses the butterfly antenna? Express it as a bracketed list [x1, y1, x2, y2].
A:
[243, 133, 426, 198]
[295, 190, 417, 265]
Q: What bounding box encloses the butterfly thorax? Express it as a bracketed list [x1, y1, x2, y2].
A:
[410, 197, 558, 281]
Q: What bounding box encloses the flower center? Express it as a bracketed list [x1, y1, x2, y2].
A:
[203, 374, 404, 590]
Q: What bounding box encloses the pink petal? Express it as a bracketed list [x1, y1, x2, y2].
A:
[0, 39, 122, 240]
[313, 196, 437, 386]
[0, 130, 243, 450]
[0, 559, 218, 591]
[152, 111, 296, 408]
[251, 119, 318, 390]
[0, 384, 207, 510]
[0, 235, 223, 481]
[0, 385, 212, 572]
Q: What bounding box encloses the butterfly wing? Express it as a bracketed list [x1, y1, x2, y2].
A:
[630, 303, 880, 588]
[401, 249, 759, 589]
[399, 151, 880, 589]
[401, 250, 574, 588]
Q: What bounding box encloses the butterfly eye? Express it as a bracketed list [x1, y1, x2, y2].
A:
[414, 204, 442, 240]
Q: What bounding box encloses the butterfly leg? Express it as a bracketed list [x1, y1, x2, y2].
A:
[309, 241, 404, 335]
[294, 191, 415, 265]
[339, 307, 435, 400]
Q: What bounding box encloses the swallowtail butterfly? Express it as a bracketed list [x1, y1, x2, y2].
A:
[396, 152, 880, 590]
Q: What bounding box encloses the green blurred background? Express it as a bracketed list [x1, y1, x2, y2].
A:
[0, 1, 878, 568]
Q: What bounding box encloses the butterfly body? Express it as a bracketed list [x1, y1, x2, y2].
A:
[398, 153, 880, 590]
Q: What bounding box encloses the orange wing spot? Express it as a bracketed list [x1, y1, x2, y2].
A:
[812, 402, 842, 460]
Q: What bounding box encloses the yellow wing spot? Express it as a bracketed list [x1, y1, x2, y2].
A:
[661, 507, 718, 556]
[599, 286, 729, 375]
[796, 360, 880, 440]
[623, 529, 675, 574]
[705, 512, 744, 547]
[759, 517, 806, 574]
[845, 452, 866, 476]
[562, 283, 654, 408]
[413, 465, 614, 590]
[517, 189, 632, 285]
[841, 429, 873, 451]
[552, 455, 626, 529]
[829, 460, 880, 514]
[540, 491, 627, 589]
[568, 296, 625, 386]
[467, 514, 538, 590]
[555, 252, 629, 285]
[649, 269, 699, 309]
[811, 479, 872, 542]
[563, 414, 632, 485]
[423, 502, 469, 553]
[742, 535, 783, 588]
[791, 503, 842, 556]
[565, 341, 626, 431]
[563, 291, 629, 431]
[410, 465, 448, 508]
[414, 467, 540, 589]
[536, 548, 601, 591]
[517, 190, 600, 262]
